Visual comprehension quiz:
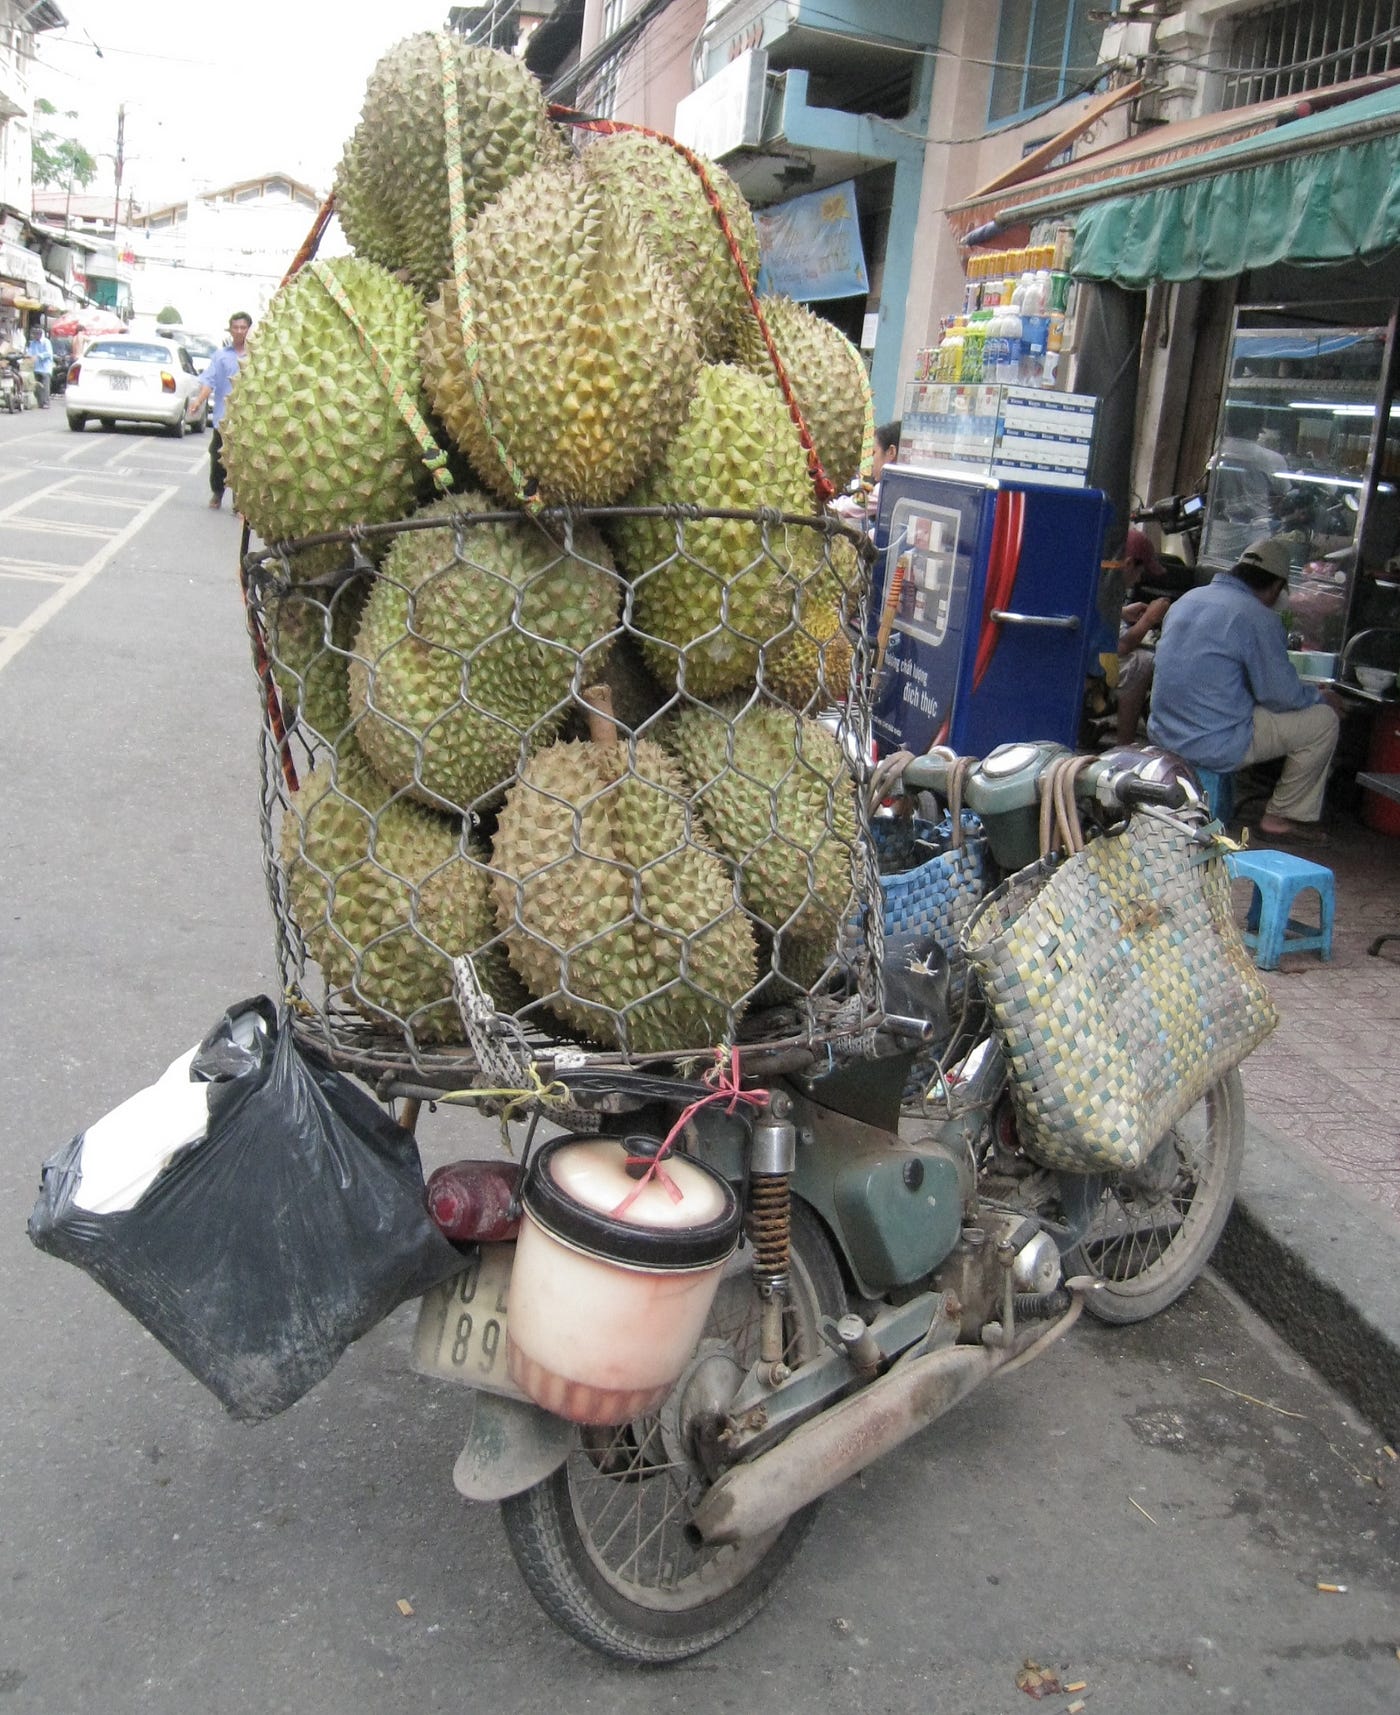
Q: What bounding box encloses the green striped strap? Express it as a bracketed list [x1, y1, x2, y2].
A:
[304, 258, 453, 494]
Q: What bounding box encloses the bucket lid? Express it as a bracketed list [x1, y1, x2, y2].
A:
[523, 1135, 741, 1270]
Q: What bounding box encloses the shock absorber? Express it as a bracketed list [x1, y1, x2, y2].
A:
[748, 1092, 796, 1383]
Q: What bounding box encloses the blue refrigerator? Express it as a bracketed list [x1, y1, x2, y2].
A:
[870, 468, 1110, 757]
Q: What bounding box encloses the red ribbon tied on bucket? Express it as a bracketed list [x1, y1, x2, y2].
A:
[612, 1047, 768, 1218]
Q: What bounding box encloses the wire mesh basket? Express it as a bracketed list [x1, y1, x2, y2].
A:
[245, 503, 889, 1084]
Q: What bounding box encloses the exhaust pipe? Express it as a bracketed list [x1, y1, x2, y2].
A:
[693, 1289, 1087, 1544]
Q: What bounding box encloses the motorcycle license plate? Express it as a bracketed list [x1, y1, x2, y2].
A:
[411, 1243, 527, 1400]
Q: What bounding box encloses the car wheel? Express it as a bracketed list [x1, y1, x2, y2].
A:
[98, 418, 115, 431]
[165, 413, 187, 439]
[67, 413, 87, 432]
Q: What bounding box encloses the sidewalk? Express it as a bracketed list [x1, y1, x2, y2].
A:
[1213, 804, 1400, 1439]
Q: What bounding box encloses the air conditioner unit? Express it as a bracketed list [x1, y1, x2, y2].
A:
[673, 49, 766, 162]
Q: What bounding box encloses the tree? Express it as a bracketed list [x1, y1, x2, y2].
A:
[156, 306, 183, 326]
[31, 98, 98, 192]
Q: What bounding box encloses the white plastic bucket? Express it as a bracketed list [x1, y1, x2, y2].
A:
[506, 1135, 742, 1425]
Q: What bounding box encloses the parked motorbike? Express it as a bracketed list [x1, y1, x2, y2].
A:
[1, 352, 27, 414]
[1129, 491, 1204, 597]
[406, 740, 1245, 1663]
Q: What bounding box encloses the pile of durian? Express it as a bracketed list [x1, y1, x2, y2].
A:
[233, 32, 874, 1059]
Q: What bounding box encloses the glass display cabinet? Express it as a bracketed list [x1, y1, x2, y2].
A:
[1200, 313, 1400, 676]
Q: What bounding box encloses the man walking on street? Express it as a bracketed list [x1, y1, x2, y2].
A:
[188, 312, 252, 510]
[26, 321, 54, 409]
[1148, 535, 1341, 844]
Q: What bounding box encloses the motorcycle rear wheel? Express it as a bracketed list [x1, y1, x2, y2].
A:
[1061, 1069, 1245, 1324]
[500, 1200, 845, 1663]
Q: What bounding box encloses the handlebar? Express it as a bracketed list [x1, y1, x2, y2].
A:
[898, 752, 958, 797]
[1110, 774, 1187, 812]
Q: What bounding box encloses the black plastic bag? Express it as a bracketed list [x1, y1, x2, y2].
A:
[28, 997, 462, 1421]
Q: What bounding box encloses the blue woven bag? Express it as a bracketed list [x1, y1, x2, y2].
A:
[874, 814, 986, 957]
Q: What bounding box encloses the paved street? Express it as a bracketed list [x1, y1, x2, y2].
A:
[1, 403, 1397, 1714]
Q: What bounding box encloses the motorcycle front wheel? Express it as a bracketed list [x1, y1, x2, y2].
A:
[500, 1200, 845, 1663]
[1060, 1069, 1245, 1324]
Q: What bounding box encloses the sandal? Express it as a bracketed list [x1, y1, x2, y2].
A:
[1257, 818, 1329, 847]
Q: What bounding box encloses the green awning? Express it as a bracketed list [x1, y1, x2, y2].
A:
[1030, 83, 1400, 288]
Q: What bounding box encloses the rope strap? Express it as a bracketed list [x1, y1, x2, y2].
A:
[611, 1045, 768, 1216]
[305, 259, 453, 495]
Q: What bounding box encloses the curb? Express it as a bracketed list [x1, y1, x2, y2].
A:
[1215, 1118, 1400, 1442]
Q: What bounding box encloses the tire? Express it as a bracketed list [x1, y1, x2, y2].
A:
[67, 413, 86, 432]
[165, 413, 187, 439]
[1059, 1070, 1245, 1324]
[98, 418, 115, 431]
[500, 1199, 846, 1663]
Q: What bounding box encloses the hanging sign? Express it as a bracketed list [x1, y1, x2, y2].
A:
[754, 180, 868, 301]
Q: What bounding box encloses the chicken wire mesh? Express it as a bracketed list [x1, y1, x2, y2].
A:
[245, 504, 889, 1082]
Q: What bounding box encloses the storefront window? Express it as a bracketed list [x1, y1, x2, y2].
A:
[1200, 315, 1400, 652]
[988, 0, 1105, 126]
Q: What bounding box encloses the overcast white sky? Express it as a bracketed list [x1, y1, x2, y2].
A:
[32, 2, 456, 207]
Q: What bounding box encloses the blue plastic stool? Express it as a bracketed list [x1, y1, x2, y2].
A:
[1194, 768, 1235, 822]
[1225, 849, 1335, 970]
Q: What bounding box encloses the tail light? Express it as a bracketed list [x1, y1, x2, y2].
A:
[426, 1160, 521, 1244]
[67, 362, 80, 385]
[159, 371, 176, 393]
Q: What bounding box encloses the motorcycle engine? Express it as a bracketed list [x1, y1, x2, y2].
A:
[933, 1209, 1063, 1336]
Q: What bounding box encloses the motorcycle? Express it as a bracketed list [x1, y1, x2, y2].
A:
[1129, 491, 1204, 597]
[404, 740, 1247, 1664]
[0, 352, 27, 413]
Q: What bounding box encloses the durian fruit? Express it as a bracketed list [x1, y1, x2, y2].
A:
[736, 296, 870, 492]
[762, 535, 864, 709]
[264, 576, 369, 745]
[348, 495, 621, 812]
[490, 718, 757, 1054]
[332, 128, 402, 270]
[611, 363, 817, 699]
[222, 258, 432, 542]
[662, 698, 858, 984]
[280, 751, 521, 1041]
[763, 602, 854, 710]
[422, 166, 699, 506]
[334, 33, 564, 290]
[579, 131, 758, 361]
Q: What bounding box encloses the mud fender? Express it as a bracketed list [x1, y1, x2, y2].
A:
[451, 1390, 575, 1501]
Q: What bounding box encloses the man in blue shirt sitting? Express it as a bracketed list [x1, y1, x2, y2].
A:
[1148, 535, 1340, 844]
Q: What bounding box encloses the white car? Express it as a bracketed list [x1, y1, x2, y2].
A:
[66, 335, 204, 437]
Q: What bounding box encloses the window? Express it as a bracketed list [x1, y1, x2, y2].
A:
[988, 0, 1107, 126]
[1220, 0, 1400, 109]
[591, 0, 629, 119]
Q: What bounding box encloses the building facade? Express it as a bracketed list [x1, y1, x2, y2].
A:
[0, 0, 66, 333]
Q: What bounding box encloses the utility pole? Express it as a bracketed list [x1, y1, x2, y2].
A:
[112, 103, 125, 237]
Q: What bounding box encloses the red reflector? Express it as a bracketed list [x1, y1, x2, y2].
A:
[160, 371, 176, 392]
[426, 1160, 521, 1243]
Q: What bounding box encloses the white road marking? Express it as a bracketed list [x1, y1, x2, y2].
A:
[5, 516, 123, 539]
[0, 477, 183, 673]
[31, 490, 153, 511]
[0, 561, 66, 581]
